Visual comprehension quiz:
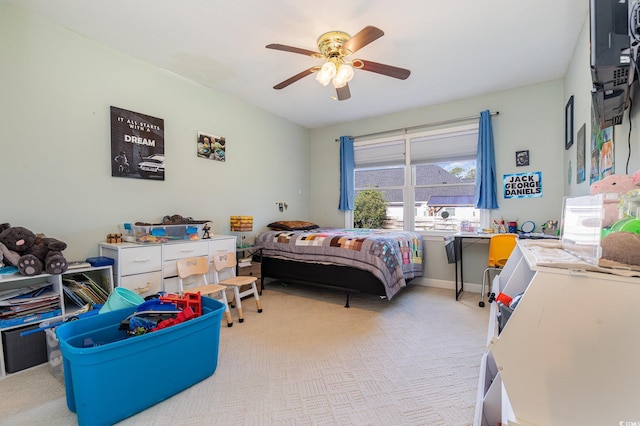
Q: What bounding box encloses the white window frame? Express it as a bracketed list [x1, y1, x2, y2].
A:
[352, 124, 490, 235]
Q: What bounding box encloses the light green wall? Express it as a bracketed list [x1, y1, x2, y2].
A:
[306, 13, 640, 290]
[0, 4, 311, 261]
[6, 4, 633, 292]
[565, 14, 640, 196]
[309, 81, 566, 287]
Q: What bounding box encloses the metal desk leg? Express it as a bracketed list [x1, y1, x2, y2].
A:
[455, 237, 464, 300]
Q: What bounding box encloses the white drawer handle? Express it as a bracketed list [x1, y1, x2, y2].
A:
[133, 282, 152, 294]
[134, 257, 152, 263]
[180, 249, 195, 253]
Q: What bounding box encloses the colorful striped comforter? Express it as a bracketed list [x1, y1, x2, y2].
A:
[255, 228, 423, 299]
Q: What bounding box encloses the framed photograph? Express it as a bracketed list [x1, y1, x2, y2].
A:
[197, 132, 226, 162]
[565, 95, 574, 150]
[515, 150, 529, 167]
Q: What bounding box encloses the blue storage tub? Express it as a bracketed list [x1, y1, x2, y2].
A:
[56, 296, 224, 426]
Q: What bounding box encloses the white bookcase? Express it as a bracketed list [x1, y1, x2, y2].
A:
[0, 265, 113, 378]
[475, 239, 640, 425]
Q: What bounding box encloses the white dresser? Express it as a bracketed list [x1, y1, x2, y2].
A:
[99, 234, 236, 298]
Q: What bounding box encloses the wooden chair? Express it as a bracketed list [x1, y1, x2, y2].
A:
[480, 233, 518, 307]
[211, 251, 262, 323]
[176, 256, 233, 327]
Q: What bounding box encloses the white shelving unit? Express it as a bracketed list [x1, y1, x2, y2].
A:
[0, 265, 113, 378]
[475, 239, 640, 425]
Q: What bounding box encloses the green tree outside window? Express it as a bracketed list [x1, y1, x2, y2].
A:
[354, 190, 387, 228]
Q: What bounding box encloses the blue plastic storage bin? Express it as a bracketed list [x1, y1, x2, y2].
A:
[56, 296, 224, 426]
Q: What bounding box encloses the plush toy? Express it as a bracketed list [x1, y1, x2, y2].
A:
[600, 231, 640, 267]
[590, 171, 640, 227]
[0, 223, 68, 276]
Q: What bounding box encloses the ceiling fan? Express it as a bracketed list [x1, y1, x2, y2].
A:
[266, 26, 411, 101]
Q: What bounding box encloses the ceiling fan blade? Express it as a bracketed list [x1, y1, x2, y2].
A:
[336, 84, 351, 101]
[266, 43, 320, 57]
[343, 26, 384, 54]
[358, 60, 411, 80]
[273, 68, 315, 90]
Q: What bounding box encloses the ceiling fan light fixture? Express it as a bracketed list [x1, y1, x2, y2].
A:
[315, 61, 336, 86]
[267, 26, 410, 100]
[332, 63, 354, 88]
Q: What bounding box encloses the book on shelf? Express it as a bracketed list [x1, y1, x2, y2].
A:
[238, 261, 252, 268]
[67, 261, 91, 270]
[0, 283, 61, 324]
[63, 273, 109, 306]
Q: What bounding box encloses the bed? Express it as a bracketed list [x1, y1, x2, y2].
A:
[255, 223, 423, 306]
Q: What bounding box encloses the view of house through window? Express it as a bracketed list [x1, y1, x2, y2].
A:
[353, 124, 481, 232]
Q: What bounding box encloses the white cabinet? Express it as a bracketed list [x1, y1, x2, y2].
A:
[474, 240, 640, 425]
[99, 242, 162, 298]
[99, 234, 236, 298]
[0, 265, 113, 378]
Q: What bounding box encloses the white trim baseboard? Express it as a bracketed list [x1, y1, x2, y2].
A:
[410, 277, 482, 294]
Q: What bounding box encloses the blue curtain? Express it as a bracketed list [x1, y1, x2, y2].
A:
[338, 136, 354, 211]
[475, 110, 499, 209]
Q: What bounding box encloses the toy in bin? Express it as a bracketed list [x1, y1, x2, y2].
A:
[115, 293, 203, 337]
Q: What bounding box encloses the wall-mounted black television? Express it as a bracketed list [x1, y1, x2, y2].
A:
[590, 0, 632, 129]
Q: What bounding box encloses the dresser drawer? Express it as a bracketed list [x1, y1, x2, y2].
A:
[208, 237, 236, 255]
[163, 241, 208, 261]
[162, 255, 207, 279]
[119, 246, 162, 276]
[120, 271, 162, 298]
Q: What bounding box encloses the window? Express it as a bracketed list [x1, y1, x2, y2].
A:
[354, 124, 482, 233]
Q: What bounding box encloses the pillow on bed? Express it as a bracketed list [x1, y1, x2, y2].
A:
[267, 220, 320, 231]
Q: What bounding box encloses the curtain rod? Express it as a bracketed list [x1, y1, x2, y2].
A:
[334, 111, 500, 142]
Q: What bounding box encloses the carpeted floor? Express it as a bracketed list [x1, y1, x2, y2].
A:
[0, 283, 488, 425]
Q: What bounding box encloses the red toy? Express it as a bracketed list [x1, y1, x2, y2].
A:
[159, 292, 203, 316]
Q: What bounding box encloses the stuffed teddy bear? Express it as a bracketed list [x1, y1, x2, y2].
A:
[590, 171, 640, 227]
[0, 223, 68, 276]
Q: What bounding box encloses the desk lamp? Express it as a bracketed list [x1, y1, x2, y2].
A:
[230, 216, 253, 248]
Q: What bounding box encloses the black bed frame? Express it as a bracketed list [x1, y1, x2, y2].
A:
[260, 256, 388, 307]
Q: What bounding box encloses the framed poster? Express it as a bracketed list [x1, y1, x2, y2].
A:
[110, 106, 165, 180]
[565, 96, 574, 150]
[590, 100, 614, 183]
[577, 123, 586, 184]
[504, 171, 542, 199]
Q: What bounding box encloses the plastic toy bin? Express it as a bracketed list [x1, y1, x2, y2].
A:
[56, 296, 224, 426]
[132, 224, 204, 243]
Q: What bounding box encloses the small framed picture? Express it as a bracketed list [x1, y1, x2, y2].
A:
[515, 150, 529, 167]
[565, 95, 574, 150]
[197, 131, 226, 162]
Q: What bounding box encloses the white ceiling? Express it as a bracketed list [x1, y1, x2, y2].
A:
[4, 0, 588, 129]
